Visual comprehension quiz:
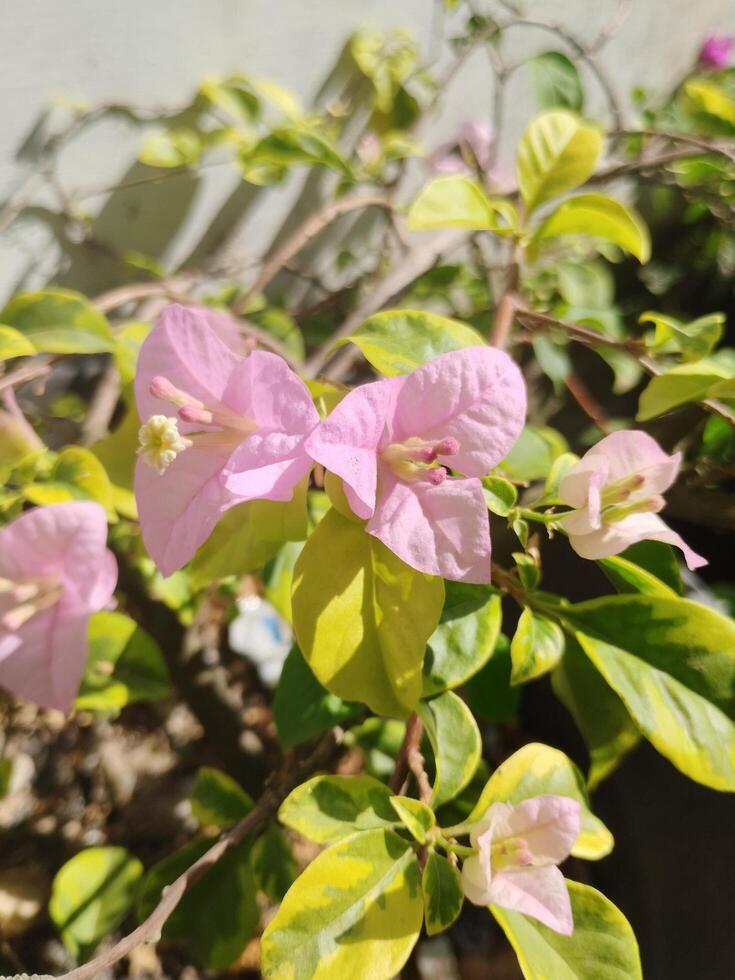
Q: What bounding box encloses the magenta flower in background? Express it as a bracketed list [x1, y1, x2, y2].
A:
[558, 430, 706, 569]
[461, 795, 581, 934]
[305, 347, 526, 582]
[430, 119, 495, 175]
[0, 502, 117, 712]
[135, 304, 318, 576]
[699, 34, 734, 69]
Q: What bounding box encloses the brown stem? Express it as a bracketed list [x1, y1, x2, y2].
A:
[53, 729, 342, 980]
[490, 243, 521, 349]
[232, 192, 393, 316]
[81, 359, 121, 445]
[564, 372, 610, 432]
[389, 713, 424, 795]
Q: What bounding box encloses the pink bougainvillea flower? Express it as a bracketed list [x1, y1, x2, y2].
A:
[461, 795, 581, 934]
[0, 502, 117, 712]
[305, 347, 526, 582]
[558, 430, 706, 569]
[430, 119, 495, 176]
[135, 304, 318, 576]
[699, 34, 734, 69]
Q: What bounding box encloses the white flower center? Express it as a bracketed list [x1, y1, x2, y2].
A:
[0, 574, 62, 631]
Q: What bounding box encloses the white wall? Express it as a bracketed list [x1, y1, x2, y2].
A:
[2, 0, 734, 303]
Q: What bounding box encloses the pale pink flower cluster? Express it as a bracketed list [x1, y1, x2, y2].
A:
[461, 795, 581, 934]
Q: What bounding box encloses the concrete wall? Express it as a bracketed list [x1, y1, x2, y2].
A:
[2, 0, 735, 303]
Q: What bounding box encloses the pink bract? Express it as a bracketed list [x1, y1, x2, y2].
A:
[699, 35, 734, 69]
[0, 502, 117, 712]
[461, 795, 581, 934]
[134, 304, 318, 576]
[558, 430, 706, 570]
[305, 347, 526, 582]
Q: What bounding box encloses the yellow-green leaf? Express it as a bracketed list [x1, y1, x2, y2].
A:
[493, 880, 642, 980]
[0, 325, 36, 360]
[419, 690, 481, 807]
[532, 194, 650, 262]
[423, 585, 502, 697]
[517, 111, 603, 212]
[685, 78, 735, 126]
[292, 508, 444, 717]
[189, 766, 253, 829]
[468, 742, 613, 860]
[390, 795, 435, 843]
[0, 289, 114, 354]
[406, 176, 518, 234]
[562, 594, 735, 790]
[279, 774, 398, 844]
[510, 608, 565, 685]
[25, 446, 114, 515]
[261, 829, 423, 980]
[334, 308, 485, 377]
[422, 851, 464, 936]
[637, 359, 733, 420]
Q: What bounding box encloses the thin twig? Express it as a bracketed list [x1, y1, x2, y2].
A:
[389, 713, 424, 795]
[53, 729, 342, 980]
[81, 359, 121, 445]
[564, 372, 610, 432]
[232, 192, 393, 316]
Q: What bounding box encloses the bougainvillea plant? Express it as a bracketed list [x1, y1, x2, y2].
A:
[3, 3, 735, 977]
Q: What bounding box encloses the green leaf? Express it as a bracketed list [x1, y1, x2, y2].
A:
[335, 308, 485, 377]
[685, 78, 735, 127]
[532, 193, 650, 262]
[200, 73, 261, 123]
[562, 594, 735, 790]
[493, 880, 642, 980]
[251, 825, 298, 902]
[190, 480, 308, 588]
[390, 795, 435, 843]
[292, 508, 444, 717]
[246, 128, 351, 177]
[279, 775, 398, 844]
[137, 838, 258, 969]
[516, 111, 603, 213]
[422, 851, 463, 936]
[76, 612, 170, 713]
[466, 634, 520, 723]
[419, 691, 481, 807]
[345, 718, 406, 781]
[468, 742, 613, 860]
[532, 334, 571, 390]
[528, 51, 583, 111]
[620, 540, 683, 594]
[90, 397, 139, 520]
[598, 548, 679, 598]
[274, 646, 361, 748]
[423, 586, 502, 697]
[482, 476, 518, 517]
[50, 847, 142, 961]
[0, 325, 36, 359]
[25, 446, 114, 515]
[641, 310, 724, 362]
[637, 358, 734, 420]
[0, 758, 11, 799]
[0, 289, 114, 354]
[406, 176, 518, 233]
[113, 321, 150, 385]
[552, 637, 640, 789]
[500, 425, 569, 481]
[189, 767, 253, 829]
[511, 608, 565, 685]
[261, 828, 423, 980]
[139, 128, 202, 168]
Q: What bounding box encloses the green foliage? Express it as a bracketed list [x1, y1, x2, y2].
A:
[279, 775, 397, 844]
[139, 129, 202, 168]
[389, 795, 435, 842]
[76, 612, 170, 712]
[137, 837, 259, 969]
[336, 308, 484, 376]
[406, 176, 518, 233]
[423, 585, 501, 697]
[419, 691, 481, 807]
[50, 847, 142, 961]
[482, 475, 518, 516]
[422, 851, 463, 936]
[528, 52, 584, 111]
[468, 742, 613, 860]
[510, 608, 566, 685]
[465, 634, 520, 723]
[516, 111, 603, 213]
[189, 767, 254, 828]
[562, 595, 735, 789]
[0, 324, 36, 359]
[552, 638, 640, 789]
[0, 289, 114, 354]
[642, 310, 724, 361]
[274, 646, 361, 748]
[251, 825, 298, 902]
[292, 508, 444, 717]
[531, 194, 651, 262]
[500, 425, 569, 481]
[261, 829, 423, 980]
[24, 446, 114, 516]
[493, 880, 642, 980]
[190, 479, 308, 588]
